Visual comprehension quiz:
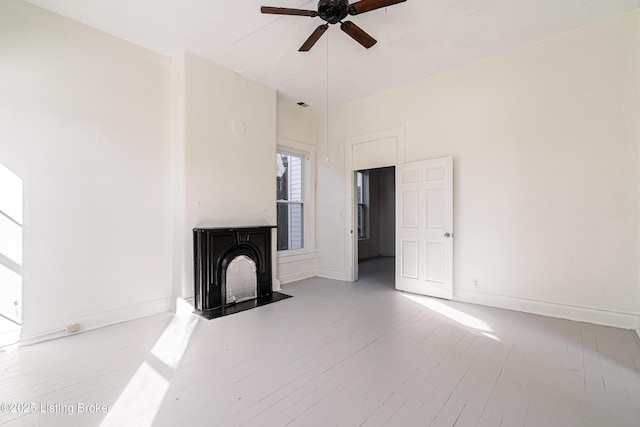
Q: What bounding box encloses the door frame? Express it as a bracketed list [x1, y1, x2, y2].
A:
[344, 126, 406, 281]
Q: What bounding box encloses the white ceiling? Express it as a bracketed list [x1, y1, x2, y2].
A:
[25, 0, 640, 109]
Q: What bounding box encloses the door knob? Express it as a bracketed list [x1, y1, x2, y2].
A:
[444, 233, 452, 238]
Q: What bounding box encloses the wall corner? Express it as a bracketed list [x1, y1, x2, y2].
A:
[171, 50, 188, 300]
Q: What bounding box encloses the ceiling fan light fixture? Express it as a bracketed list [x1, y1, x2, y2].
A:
[261, 0, 408, 51]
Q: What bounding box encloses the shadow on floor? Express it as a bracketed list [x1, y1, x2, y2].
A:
[357, 256, 395, 288]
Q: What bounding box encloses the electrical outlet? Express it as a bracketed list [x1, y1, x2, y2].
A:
[473, 278, 480, 288]
[65, 323, 81, 333]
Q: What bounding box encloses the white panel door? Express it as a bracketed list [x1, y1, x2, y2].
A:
[396, 157, 453, 299]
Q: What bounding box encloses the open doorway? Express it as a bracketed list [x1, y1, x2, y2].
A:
[355, 166, 395, 286]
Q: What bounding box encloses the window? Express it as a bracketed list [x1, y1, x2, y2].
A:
[276, 152, 304, 251]
[357, 171, 368, 239]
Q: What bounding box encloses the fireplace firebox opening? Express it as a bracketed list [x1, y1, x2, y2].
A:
[225, 255, 257, 304]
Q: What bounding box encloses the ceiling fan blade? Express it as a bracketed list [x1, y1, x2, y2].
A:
[340, 21, 377, 49]
[261, 6, 318, 17]
[299, 24, 329, 51]
[348, 0, 407, 15]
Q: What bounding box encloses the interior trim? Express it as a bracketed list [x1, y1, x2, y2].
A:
[454, 288, 638, 330]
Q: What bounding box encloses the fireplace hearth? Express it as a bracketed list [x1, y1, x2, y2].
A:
[193, 226, 291, 319]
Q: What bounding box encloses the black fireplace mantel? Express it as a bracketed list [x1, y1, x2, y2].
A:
[193, 225, 287, 319]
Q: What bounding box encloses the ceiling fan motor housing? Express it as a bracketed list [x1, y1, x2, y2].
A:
[318, 0, 349, 24]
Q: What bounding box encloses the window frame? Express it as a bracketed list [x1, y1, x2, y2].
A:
[276, 143, 315, 256]
[357, 170, 370, 240]
[277, 150, 305, 251]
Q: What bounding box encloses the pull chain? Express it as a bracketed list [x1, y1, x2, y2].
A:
[326, 29, 330, 162]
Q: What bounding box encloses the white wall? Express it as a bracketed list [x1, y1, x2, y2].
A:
[275, 101, 318, 284]
[0, 0, 173, 341]
[317, 11, 640, 328]
[277, 101, 317, 147]
[172, 52, 277, 299]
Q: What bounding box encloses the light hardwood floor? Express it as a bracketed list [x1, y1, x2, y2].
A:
[1, 257, 639, 426]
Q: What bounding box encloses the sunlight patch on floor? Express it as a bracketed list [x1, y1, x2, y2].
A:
[101, 298, 200, 426]
[151, 298, 199, 370]
[100, 362, 169, 427]
[401, 293, 500, 341]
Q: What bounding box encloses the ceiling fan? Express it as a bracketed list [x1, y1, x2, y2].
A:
[261, 0, 407, 51]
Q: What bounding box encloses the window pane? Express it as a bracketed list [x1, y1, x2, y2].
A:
[276, 154, 288, 201]
[276, 153, 303, 202]
[288, 203, 304, 250]
[356, 172, 363, 204]
[358, 204, 365, 238]
[277, 202, 304, 251]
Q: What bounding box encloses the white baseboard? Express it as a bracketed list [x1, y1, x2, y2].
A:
[315, 269, 350, 282]
[19, 297, 173, 347]
[278, 269, 316, 285]
[0, 327, 20, 349]
[454, 289, 638, 330]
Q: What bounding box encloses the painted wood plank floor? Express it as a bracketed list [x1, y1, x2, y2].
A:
[1, 257, 639, 426]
